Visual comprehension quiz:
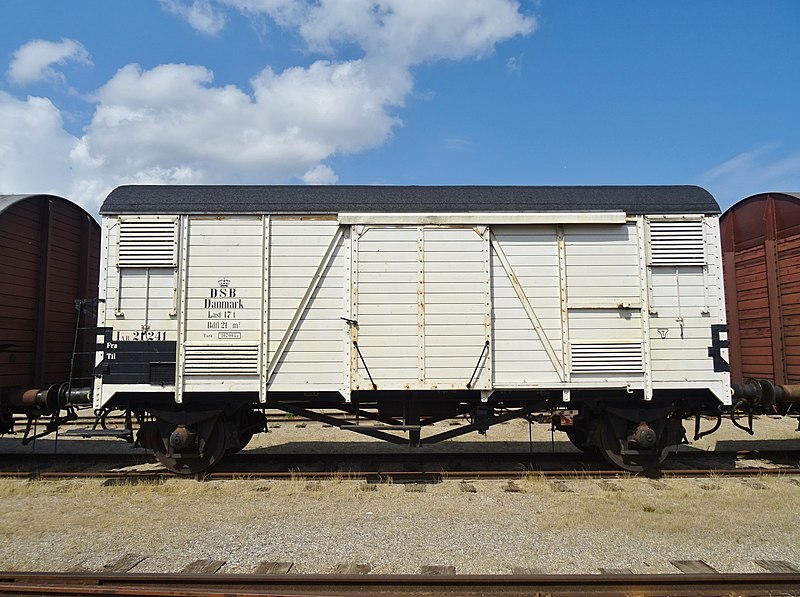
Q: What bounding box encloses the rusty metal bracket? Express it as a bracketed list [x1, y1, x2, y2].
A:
[21, 406, 78, 445]
[693, 412, 722, 441]
[730, 399, 755, 435]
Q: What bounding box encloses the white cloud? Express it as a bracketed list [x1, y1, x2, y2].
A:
[168, 0, 538, 69]
[442, 138, 474, 152]
[302, 164, 338, 185]
[217, 0, 302, 27]
[0, 92, 78, 193]
[77, 59, 402, 187]
[297, 0, 536, 65]
[7, 38, 92, 86]
[697, 143, 800, 209]
[160, 0, 227, 35]
[507, 53, 523, 75]
[211, 0, 537, 67]
[0, 1, 536, 214]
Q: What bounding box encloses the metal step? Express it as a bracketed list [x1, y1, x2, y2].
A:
[61, 428, 133, 439]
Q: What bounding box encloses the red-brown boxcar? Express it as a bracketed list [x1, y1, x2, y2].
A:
[721, 192, 800, 385]
[0, 194, 100, 423]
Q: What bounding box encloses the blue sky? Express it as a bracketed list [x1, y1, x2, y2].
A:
[0, 0, 798, 214]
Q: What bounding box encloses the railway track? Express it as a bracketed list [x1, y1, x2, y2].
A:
[0, 571, 798, 596]
[0, 449, 797, 481]
[1, 468, 798, 482]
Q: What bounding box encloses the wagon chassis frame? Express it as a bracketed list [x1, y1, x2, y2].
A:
[83, 384, 733, 474]
[270, 399, 539, 447]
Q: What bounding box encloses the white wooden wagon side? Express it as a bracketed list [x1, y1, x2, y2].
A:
[93, 185, 730, 472]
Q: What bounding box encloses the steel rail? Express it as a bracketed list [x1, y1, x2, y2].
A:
[0, 572, 799, 597]
[0, 467, 798, 482]
[1, 449, 797, 481]
[2, 448, 797, 462]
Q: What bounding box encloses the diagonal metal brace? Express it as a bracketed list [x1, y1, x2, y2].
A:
[420, 406, 538, 445]
[272, 402, 406, 445]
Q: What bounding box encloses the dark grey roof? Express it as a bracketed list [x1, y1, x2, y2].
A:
[100, 185, 720, 216]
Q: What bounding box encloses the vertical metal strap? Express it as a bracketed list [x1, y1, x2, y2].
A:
[417, 226, 425, 384]
[170, 219, 180, 317]
[349, 226, 360, 394]
[636, 216, 653, 400]
[764, 197, 787, 384]
[557, 225, 570, 382]
[482, 226, 493, 388]
[341, 225, 353, 402]
[175, 215, 190, 404]
[93, 221, 111, 410]
[259, 215, 270, 403]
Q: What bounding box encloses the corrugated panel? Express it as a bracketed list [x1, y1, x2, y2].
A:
[568, 310, 643, 342]
[491, 225, 562, 385]
[1, 195, 100, 390]
[571, 342, 643, 373]
[43, 199, 82, 383]
[423, 227, 488, 386]
[0, 197, 41, 388]
[355, 227, 419, 387]
[721, 194, 800, 384]
[649, 221, 705, 265]
[184, 217, 263, 345]
[118, 219, 177, 267]
[267, 219, 346, 390]
[777, 235, 800, 384]
[565, 223, 640, 303]
[184, 345, 259, 375]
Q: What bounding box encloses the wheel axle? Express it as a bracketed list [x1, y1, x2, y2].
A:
[632, 421, 657, 448]
[168, 425, 193, 451]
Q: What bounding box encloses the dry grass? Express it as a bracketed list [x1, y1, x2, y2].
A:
[542, 476, 798, 541]
[0, 474, 797, 573]
[519, 470, 549, 491]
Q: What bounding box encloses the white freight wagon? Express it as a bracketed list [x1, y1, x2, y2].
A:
[93, 185, 730, 473]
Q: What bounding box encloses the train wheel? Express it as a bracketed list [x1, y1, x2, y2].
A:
[597, 413, 673, 472]
[226, 431, 254, 456]
[226, 408, 266, 455]
[565, 426, 595, 453]
[152, 415, 227, 475]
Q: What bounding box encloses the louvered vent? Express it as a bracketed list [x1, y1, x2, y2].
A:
[184, 345, 259, 375]
[118, 219, 177, 267]
[649, 221, 705, 265]
[571, 342, 644, 373]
